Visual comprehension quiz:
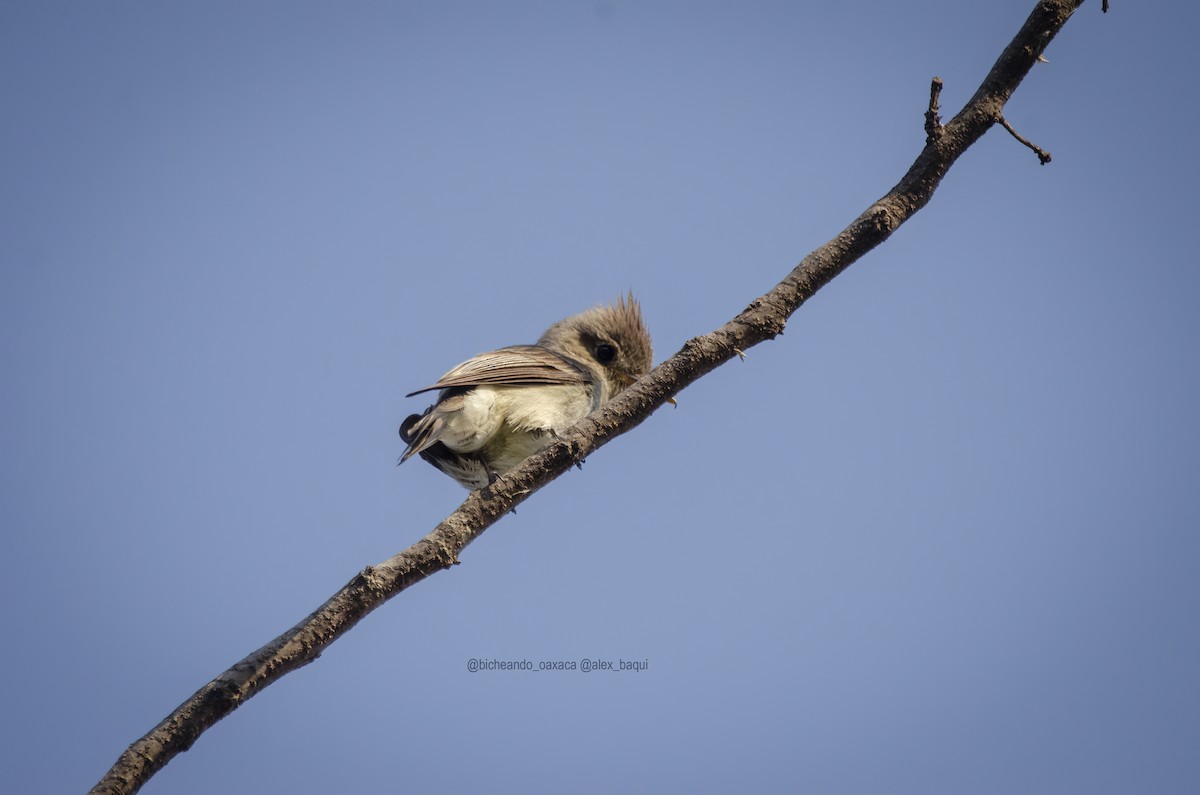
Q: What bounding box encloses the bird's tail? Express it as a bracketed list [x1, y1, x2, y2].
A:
[398, 408, 443, 464]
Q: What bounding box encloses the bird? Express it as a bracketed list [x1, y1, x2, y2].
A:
[399, 295, 653, 489]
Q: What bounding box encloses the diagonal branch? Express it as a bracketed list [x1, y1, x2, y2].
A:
[89, 2, 1091, 793]
[1000, 115, 1054, 164]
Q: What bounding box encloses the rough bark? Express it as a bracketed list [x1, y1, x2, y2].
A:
[90, 2, 1093, 792]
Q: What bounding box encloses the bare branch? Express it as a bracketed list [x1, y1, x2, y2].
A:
[89, 1, 1091, 793]
[925, 76, 945, 143]
[1000, 115, 1053, 164]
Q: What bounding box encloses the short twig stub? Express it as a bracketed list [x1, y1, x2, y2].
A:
[999, 115, 1053, 164]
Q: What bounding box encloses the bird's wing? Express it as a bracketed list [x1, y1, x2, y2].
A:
[405, 345, 592, 397]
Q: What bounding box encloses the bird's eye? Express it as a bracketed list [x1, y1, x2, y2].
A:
[594, 343, 617, 364]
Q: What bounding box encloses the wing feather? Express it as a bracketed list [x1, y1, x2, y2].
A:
[405, 345, 592, 397]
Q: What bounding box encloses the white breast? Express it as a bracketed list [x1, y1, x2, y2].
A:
[492, 383, 596, 433]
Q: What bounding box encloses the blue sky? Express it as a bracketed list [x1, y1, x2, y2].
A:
[3, 2, 1198, 793]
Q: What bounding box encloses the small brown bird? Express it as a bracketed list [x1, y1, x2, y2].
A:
[399, 295, 653, 489]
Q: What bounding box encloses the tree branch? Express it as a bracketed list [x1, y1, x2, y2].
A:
[924, 76, 945, 143]
[89, 2, 1091, 793]
[999, 115, 1054, 164]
